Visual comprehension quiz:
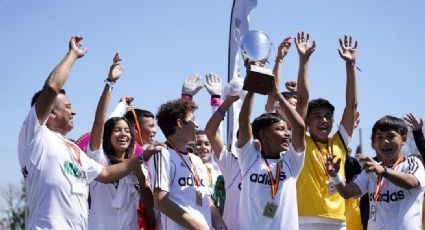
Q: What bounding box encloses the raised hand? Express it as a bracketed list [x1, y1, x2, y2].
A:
[285, 81, 297, 93]
[223, 77, 245, 99]
[69, 35, 87, 58]
[404, 113, 423, 131]
[120, 96, 134, 106]
[325, 155, 341, 177]
[294, 31, 316, 60]
[204, 73, 222, 96]
[356, 154, 383, 175]
[107, 53, 124, 82]
[338, 35, 358, 64]
[275, 37, 292, 61]
[182, 74, 203, 96]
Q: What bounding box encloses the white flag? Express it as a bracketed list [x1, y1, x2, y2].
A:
[227, 0, 257, 151]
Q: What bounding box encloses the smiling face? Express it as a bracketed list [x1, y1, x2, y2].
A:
[195, 134, 212, 163]
[48, 94, 76, 135]
[260, 120, 291, 154]
[373, 129, 406, 164]
[110, 119, 132, 154]
[307, 107, 334, 142]
[140, 116, 156, 145]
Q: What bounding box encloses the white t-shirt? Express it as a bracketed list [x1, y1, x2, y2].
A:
[354, 155, 425, 230]
[148, 147, 212, 230]
[236, 139, 305, 230]
[213, 146, 242, 230]
[86, 147, 139, 230]
[18, 106, 104, 230]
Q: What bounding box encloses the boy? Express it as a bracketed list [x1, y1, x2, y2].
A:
[325, 116, 425, 229]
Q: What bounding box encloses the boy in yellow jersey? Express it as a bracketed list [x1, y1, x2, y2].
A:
[294, 34, 359, 230]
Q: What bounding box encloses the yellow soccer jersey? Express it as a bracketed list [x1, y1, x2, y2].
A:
[345, 198, 362, 230]
[297, 128, 349, 221]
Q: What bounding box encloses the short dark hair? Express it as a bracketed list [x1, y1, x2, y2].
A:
[156, 99, 198, 137]
[31, 89, 66, 107]
[252, 113, 283, 139]
[371, 116, 408, 141]
[196, 130, 206, 136]
[281, 91, 298, 101]
[124, 109, 154, 126]
[307, 98, 335, 118]
[103, 117, 135, 165]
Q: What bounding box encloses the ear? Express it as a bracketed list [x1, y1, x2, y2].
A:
[49, 109, 57, 119]
[176, 119, 184, 129]
[259, 129, 267, 140]
[401, 134, 407, 143]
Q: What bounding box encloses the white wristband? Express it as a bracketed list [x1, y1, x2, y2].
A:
[330, 174, 342, 185]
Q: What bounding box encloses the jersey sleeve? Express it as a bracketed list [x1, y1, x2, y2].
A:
[148, 148, 172, 192]
[406, 155, 425, 189]
[286, 143, 306, 176]
[214, 146, 239, 180]
[236, 139, 257, 173]
[337, 124, 351, 147]
[80, 151, 104, 183]
[353, 171, 370, 196]
[18, 106, 47, 167]
[86, 146, 109, 165]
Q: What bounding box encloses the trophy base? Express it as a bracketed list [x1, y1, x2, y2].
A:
[243, 65, 275, 95]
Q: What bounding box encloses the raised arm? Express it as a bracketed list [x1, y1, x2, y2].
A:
[35, 36, 87, 123]
[338, 35, 358, 137]
[205, 95, 239, 157]
[265, 37, 291, 112]
[236, 91, 254, 148]
[404, 113, 425, 156]
[181, 74, 203, 101]
[294, 31, 316, 120]
[89, 53, 123, 151]
[271, 82, 306, 152]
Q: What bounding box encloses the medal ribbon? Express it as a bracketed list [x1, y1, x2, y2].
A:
[131, 108, 144, 147]
[262, 156, 282, 199]
[313, 141, 332, 179]
[373, 156, 404, 201]
[166, 140, 200, 187]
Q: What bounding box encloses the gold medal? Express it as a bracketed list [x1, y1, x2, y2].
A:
[196, 191, 203, 207]
[327, 182, 337, 195]
[263, 202, 278, 218]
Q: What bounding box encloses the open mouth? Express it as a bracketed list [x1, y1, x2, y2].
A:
[381, 147, 393, 155]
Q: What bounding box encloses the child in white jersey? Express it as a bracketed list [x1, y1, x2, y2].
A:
[236, 76, 306, 229]
[325, 116, 425, 230]
[148, 99, 227, 229]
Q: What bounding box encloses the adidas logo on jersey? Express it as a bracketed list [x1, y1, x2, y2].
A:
[178, 176, 206, 187]
[369, 190, 405, 202]
[249, 171, 286, 185]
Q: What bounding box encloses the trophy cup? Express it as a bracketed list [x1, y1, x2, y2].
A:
[239, 30, 275, 95]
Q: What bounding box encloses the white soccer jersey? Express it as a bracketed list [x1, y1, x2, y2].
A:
[236, 139, 305, 230]
[354, 155, 425, 230]
[18, 107, 103, 229]
[213, 146, 242, 230]
[148, 147, 212, 230]
[87, 148, 139, 230]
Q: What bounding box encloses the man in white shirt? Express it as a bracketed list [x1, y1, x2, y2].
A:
[18, 36, 148, 230]
[236, 79, 306, 229]
[148, 99, 226, 230]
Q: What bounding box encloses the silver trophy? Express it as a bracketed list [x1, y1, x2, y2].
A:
[238, 30, 275, 95]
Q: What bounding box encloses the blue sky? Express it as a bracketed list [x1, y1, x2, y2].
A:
[1, 0, 424, 187]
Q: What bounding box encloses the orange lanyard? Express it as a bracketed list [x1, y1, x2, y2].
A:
[313, 141, 332, 178]
[262, 156, 282, 199]
[373, 156, 404, 201]
[63, 139, 82, 166]
[166, 140, 200, 187]
[131, 108, 144, 146]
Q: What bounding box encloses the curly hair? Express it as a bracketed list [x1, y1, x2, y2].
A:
[103, 117, 135, 165]
[156, 99, 198, 137]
